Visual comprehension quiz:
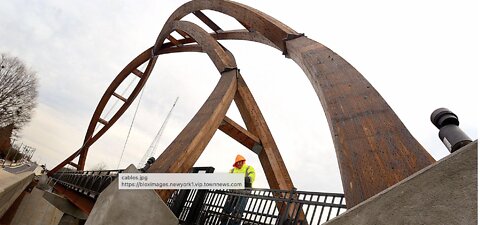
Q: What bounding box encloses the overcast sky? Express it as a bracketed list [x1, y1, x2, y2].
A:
[1, 0, 478, 193]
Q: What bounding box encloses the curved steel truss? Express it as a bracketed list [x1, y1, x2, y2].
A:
[50, 0, 435, 208]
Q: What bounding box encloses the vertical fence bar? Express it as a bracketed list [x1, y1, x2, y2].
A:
[265, 191, 275, 224]
[246, 190, 260, 221]
[326, 196, 336, 221]
[257, 190, 269, 223]
[304, 194, 314, 223]
[317, 195, 328, 225]
[336, 197, 344, 216]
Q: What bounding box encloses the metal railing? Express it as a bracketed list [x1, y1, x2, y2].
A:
[52, 167, 347, 224]
[167, 188, 347, 225]
[50, 169, 123, 198]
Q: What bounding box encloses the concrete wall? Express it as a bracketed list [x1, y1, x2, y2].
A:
[85, 165, 178, 225]
[325, 141, 477, 225]
[0, 170, 34, 218]
[10, 188, 63, 225]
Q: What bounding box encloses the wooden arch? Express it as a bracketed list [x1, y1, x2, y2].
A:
[49, 16, 295, 199]
[50, 0, 435, 208]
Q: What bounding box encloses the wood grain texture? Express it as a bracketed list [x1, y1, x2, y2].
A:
[170, 21, 236, 72]
[193, 10, 223, 32]
[286, 36, 435, 207]
[153, 0, 299, 54]
[234, 74, 295, 191]
[218, 116, 261, 151]
[52, 0, 437, 210]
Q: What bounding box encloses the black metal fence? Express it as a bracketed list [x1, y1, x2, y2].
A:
[167, 188, 347, 225]
[50, 169, 123, 198]
[52, 168, 347, 224]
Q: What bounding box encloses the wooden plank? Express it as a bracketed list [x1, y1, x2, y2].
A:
[98, 118, 108, 126]
[167, 35, 182, 46]
[67, 161, 79, 168]
[218, 116, 262, 153]
[176, 30, 190, 39]
[160, 29, 278, 51]
[193, 10, 223, 32]
[131, 68, 143, 78]
[212, 29, 279, 50]
[157, 44, 203, 55]
[112, 92, 127, 102]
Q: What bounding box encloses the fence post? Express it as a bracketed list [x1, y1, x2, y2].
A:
[278, 188, 297, 224]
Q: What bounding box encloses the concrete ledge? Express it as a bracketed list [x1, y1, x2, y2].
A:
[85, 165, 178, 225]
[325, 140, 477, 225]
[0, 170, 35, 218]
[10, 187, 63, 225]
[43, 190, 88, 220]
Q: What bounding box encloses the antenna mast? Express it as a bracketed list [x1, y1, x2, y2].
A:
[137, 97, 179, 168]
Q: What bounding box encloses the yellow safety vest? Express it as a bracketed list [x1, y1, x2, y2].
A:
[230, 164, 255, 186]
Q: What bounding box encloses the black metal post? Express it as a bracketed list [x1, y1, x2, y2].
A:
[431, 108, 472, 153]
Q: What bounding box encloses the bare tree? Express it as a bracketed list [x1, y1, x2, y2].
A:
[91, 162, 107, 171]
[0, 53, 38, 131]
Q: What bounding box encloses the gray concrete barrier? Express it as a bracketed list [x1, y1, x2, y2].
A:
[325, 140, 477, 225]
[0, 170, 35, 218]
[85, 164, 178, 225]
[10, 187, 63, 225]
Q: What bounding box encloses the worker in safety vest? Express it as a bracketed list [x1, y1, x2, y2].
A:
[230, 154, 255, 188]
[220, 154, 255, 225]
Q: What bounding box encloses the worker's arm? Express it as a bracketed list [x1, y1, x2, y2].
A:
[247, 166, 255, 184]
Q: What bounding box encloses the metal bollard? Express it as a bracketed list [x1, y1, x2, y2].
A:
[140, 157, 156, 172]
[431, 108, 472, 153]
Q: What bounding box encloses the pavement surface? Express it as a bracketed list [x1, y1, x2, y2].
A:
[3, 162, 38, 174]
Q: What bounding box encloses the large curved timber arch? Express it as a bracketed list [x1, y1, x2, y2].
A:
[50, 0, 435, 208]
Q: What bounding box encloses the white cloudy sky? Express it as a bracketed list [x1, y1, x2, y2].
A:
[1, 0, 478, 193]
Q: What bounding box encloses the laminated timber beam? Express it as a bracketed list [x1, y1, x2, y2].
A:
[233, 74, 294, 191]
[51, 0, 436, 209]
[218, 116, 263, 154]
[147, 20, 238, 202]
[153, 0, 300, 55]
[67, 161, 79, 168]
[149, 69, 237, 201]
[192, 10, 223, 33]
[152, 0, 435, 207]
[148, 19, 295, 202]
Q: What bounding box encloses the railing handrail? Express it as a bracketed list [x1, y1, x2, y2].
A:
[51, 169, 347, 224]
[54, 169, 124, 175]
